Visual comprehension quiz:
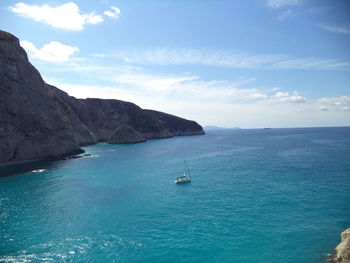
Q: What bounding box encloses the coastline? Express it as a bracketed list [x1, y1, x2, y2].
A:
[329, 227, 350, 263]
[0, 133, 205, 171]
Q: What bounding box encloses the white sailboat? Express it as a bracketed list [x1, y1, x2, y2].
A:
[174, 161, 191, 184]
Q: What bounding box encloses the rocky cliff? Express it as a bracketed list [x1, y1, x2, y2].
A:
[0, 31, 96, 163]
[0, 30, 204, 164]
[329, 228, 350, 263]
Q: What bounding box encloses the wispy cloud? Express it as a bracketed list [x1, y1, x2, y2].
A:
[266, 0, 301, 9]
[321, 25, 350, 35]
[269, 58, 350, 70]
[114, 48, 350, 71]
[108, 73, 263, 104]
[250, 93, 268, 99]
[10, 2, 105, 31]
[273, 91, 307, 102]
[120, 48, 281, 68]
[20, 40, 79, 62]
[318, 96, 350, 111]
[42, 57, 310, 106]
[104, 6, 121, 19]
[278, 9, 294, 21]
[41, 58, 349, 128]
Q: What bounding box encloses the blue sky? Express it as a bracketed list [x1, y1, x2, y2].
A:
[1, 0, 350, 128]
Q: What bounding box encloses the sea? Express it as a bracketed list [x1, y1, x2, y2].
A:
[0, 127, 350, 263]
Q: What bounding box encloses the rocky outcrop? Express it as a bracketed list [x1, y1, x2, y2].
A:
[329, 228, 350, 263]
[0, 30, 204, 164]
[47, 86, 204, 143]
[143, 110, 205, 138]
[108, 124, 146, 144]
[0, 31, 96, 163]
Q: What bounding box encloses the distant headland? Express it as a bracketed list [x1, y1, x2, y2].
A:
[0, 30, 204, 165]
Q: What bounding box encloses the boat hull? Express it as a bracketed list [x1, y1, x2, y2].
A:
[174, 178, 191, 184]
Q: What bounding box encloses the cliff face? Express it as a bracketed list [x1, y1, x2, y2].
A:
[0, 31, 96, 163]
[0, 30, 204, 164]
[47, 85, 205, 142]
[329, 228, 350, 263]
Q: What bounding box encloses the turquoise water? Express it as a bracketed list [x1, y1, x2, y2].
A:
[1, 127, 350, 263]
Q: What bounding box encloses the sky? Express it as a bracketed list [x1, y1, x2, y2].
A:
[1, 0, 350, 128]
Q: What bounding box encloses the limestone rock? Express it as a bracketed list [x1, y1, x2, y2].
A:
[329, 228, 350, 263]
[108, 124, 146, 144]
[0, 31, 96, 163]
[0, 29, 205, 164]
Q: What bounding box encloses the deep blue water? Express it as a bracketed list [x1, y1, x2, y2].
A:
[1, 127, 350, 263]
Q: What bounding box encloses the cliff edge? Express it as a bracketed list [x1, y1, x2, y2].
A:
[329, 228, 350, 263]
[0, 30, 204, 164]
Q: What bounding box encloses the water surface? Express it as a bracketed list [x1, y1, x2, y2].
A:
[1, 127, 350, 262]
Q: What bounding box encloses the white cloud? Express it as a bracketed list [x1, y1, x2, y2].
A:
[319, 106, 330, 111]
[273, 91, 307, 102]
[47, 75, 350, 128]
[10, 2, 103, 31]
[113, 48, 350, 71]
[42, 59, 267, 104]
[266, 0, 301, 9]
[20, 40, 79, 63]
[273, 91, 289, 98]
[104, 6, 121, 18]
[90, 53, 106, 58]
[250, 93, 268, 99]
[118, 48, 281, 69]
[318, 96, 350, 111]
[270, 58, 350, 71]
[321, 25, 350, 35]
[39, 58, 350, 128]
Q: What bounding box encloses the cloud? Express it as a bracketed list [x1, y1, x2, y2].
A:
[118, 48, 281, 69]
[113, 48, 350, 71]
[39, 58, 349, 128]
[269, 58, 350, 71]
[47, 74, 350, 128]
[321, 25, 350, 35]
[250, 93, 268, 99]
[108, 73, 257, 103]
[266, 0, 301, 9]
[10, 2, 103, 31]
[41, 58, 268, 104]
[104, 6, 121, 18]
[20, 40, 79, 63]
[319, 106, 330, 111]
[318, 96, 350, 111]
[278, 9, 294, 21]
[273, 91, 307, 102]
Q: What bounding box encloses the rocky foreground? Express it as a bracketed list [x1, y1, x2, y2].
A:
[329, 228, 350, 263]
[0, 30, 204, 164]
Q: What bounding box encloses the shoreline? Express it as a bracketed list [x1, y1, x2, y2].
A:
[0, 132, 205, 171]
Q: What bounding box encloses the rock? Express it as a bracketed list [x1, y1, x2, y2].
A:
[0, 30, 205, 164]
[108, 124, 146, 144]
[329, 228, 350, 263]
[143, 110, 205, 138]
[47, 88, 204, 142]
[0, 31, 96, 163]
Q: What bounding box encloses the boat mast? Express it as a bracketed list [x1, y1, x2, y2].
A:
[184, 160, 191, 177]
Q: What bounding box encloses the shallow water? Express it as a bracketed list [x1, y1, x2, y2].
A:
[1, 127, 350, 262]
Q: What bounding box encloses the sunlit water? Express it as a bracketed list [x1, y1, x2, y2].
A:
[1, 127, 350, 263]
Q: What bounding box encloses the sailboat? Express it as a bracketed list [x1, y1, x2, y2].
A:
[174, 161, 192, 184]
